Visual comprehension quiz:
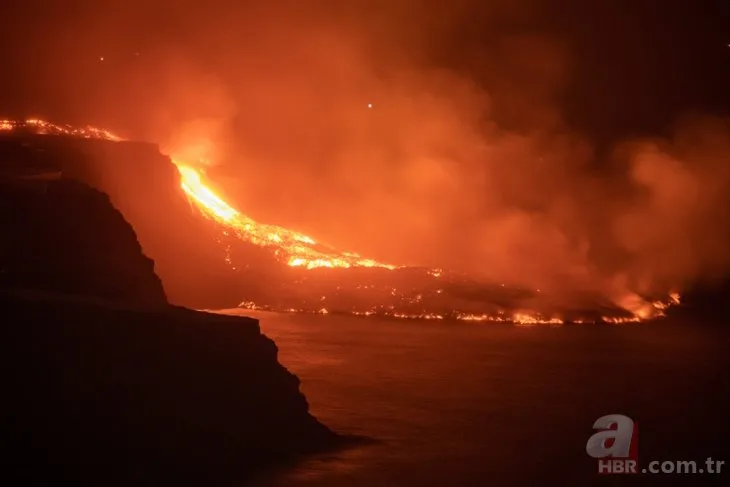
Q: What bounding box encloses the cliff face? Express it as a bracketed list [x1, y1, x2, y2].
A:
[0, 164, 339, 484]
[0, 134, 253, 308]
[62, 138, 241, 307]
[0, 178, 167, 306]
[2, 293, 337, 485]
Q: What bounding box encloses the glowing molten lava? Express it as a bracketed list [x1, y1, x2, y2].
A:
[1, 118, 684, 324]
[0, 119, 392, 270]
[175, 163, 398, 270]
[0, 118, 122, 141]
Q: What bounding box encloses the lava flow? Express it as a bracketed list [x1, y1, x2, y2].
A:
[0, 119, 682, 324]
[1, 118, 395, 271]
[175, 164, 398, 271]
[0, 118, 122, 141]
[173, 157, 681, 324]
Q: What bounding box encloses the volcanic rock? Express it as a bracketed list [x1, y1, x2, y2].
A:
[0, 178, 167, 306]
[0, 173, 340, 484]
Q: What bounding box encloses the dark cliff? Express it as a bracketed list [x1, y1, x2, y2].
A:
[0, 178, 167, 306]
[0, 170, 339, 484]
[0, 133, 260, 308]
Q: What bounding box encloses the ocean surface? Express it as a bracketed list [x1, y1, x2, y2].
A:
[216, 310, 730, 486]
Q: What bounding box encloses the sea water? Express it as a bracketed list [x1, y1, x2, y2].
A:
[215, 310, 730, 486]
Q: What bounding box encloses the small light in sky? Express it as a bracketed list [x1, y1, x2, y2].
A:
[367, 103, 373, 108]
[99, 56, 105, 62]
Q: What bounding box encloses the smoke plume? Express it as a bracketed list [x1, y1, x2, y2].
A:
[3, 0, 729, 306]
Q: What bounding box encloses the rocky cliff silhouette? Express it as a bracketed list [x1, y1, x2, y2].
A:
[0, 154, 339, 485]
[0, 132, 276, 308]
[0, 178, 167, 305]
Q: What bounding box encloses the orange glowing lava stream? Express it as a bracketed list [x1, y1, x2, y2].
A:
[175, 163, 398, 270]
[0, 118, 394, 271]
[174, 165, 681, 323]
[0, 118, 122, 141]
[1, 118, 682, 323]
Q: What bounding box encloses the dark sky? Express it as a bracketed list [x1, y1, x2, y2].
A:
[0, 0, 727, 145]
[555, 0, 730, 146]
[435, 0, 730, 145]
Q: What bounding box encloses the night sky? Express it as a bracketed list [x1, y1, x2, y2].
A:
[0, 0, 727, 145]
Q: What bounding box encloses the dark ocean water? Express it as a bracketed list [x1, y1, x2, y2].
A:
[217, 310, 730, 486]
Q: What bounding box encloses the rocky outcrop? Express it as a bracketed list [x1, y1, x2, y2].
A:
[0, 178, 167, 306]
[1, 291, 338, 485]
[0, 172, 340, 484]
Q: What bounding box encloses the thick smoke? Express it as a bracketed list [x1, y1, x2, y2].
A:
[6, 0, 729, 306]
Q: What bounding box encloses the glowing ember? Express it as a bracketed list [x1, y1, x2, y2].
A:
[0, 118, 122, 141]
[512, 314, 564, 325]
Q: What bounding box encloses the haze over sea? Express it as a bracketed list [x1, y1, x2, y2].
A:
[213, 310, 730, 486]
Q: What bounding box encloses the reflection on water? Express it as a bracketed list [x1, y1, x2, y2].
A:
[214, 310, 730, 487]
